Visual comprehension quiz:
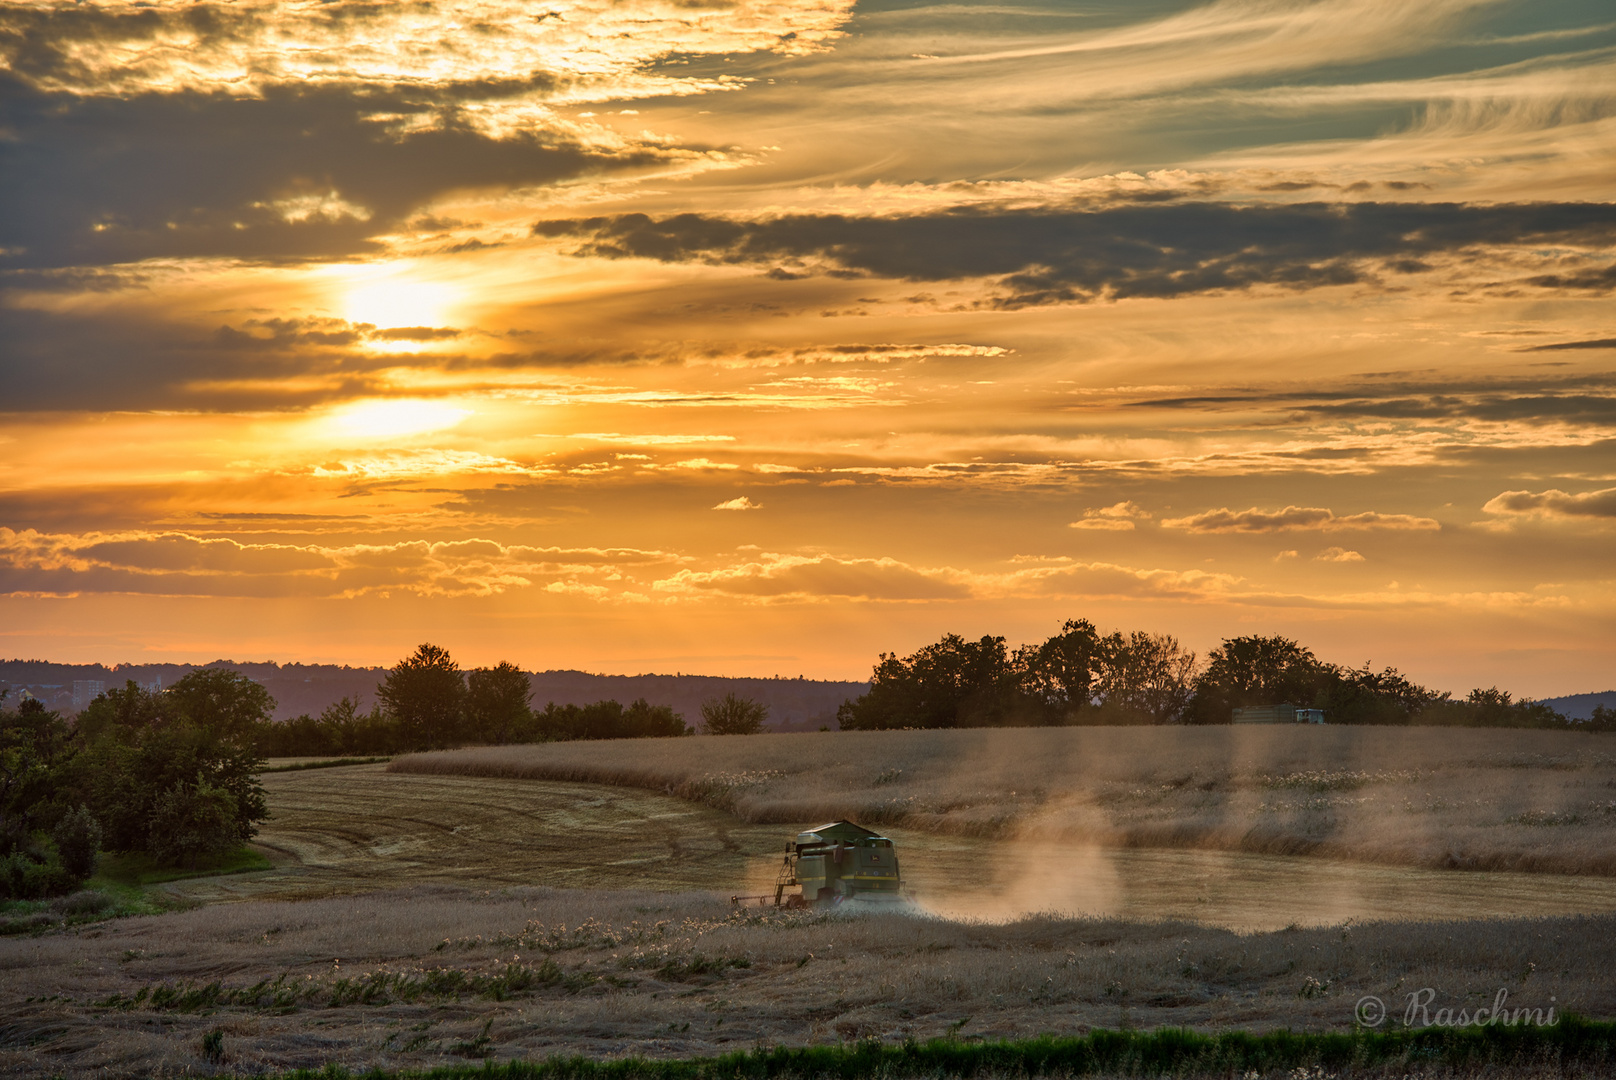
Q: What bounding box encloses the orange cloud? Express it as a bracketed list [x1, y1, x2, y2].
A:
[1161, 506, 1441, 533]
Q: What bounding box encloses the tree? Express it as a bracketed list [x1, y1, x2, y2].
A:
[466, 662, 533, 744]
[53, 805, 101, 881]
[838, 633, 1035, 730]
[74, 680, 166, 743]
[701, 693, 768, 735]
[1, 698, 74, 855]
[1184, 635, 1326, 724]
[165, 668, 274, 742]
[1315, 664, 1440, 725]
[1016, 618, 1102, 720]
[376, 643, 466, 750]
[1092, 631, 1198, 723]
[533, 698, 690, 740]
[147, 776, 241, 868]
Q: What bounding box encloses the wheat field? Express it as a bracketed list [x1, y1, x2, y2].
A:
[390, 726, 1616, 875]
[3, 884, 1609, 1078]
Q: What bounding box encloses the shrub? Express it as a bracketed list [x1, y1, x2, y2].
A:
[0, 846, 77, 899]
[701, 693, 768, 735]
[147, 778, 241, 868]
[53, 805, 102, 881]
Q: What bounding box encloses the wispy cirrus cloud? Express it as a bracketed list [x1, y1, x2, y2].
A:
[1161, 506, 1441, 533]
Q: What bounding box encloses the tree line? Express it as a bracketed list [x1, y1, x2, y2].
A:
[836, 621, 1613, 731]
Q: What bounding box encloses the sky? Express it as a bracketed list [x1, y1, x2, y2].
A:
[1, 0, 1613, 695]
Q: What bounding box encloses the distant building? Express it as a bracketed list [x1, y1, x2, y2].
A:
[1232, 703, 1325, 724]
[72, 679, 105, 711]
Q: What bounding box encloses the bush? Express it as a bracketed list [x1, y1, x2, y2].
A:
[147, 778, 241, 868]
[700, 693, 768, 735]
[0, 847, 77, 899]
[53, 805, 102, 881]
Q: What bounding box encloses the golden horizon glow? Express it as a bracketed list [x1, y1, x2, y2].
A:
[1, 0, 1613, 696]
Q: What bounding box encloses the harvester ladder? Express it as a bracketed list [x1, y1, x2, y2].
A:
[773, 846, 797, 907]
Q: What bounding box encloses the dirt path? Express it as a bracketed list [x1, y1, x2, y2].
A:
[161, 765, 1616, 930]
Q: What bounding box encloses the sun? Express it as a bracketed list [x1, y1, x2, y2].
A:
[339, 266, 460, 329]
[327, 399, 471, 439]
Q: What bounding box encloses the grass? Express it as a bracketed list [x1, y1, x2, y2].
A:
[390, 727, 1616, 875]
[95, 844, 273, 886]
[4, 884, 1613, 1076]
[261, 756, 392, 773]
[0, 846, 269, 936]
[269, 1019, 1616, 1079]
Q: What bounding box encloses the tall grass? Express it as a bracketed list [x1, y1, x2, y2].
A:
[389, 727, 1616, 875]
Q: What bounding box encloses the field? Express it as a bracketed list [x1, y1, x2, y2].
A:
[134, 763, 1616, 929]
[9, 727, 1616, 1078]
[5, 884, 1612, 1077]
[391, 727, 1616, 875]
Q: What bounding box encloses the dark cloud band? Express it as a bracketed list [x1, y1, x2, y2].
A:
[0, 76, 663, 268]
[534, 201, 1616, 306]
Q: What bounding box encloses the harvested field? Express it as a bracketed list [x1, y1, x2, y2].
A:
[3, 884, 1609, 1078]
[159, 764, 790, 905]
[155, 764, 1616, 928]
[391, 727, 1616, 876]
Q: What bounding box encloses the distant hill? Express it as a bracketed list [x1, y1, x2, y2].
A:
[1540, 690, 1616, 721]
[0, 659, 865, 730]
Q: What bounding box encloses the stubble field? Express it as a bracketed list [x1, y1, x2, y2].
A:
[5, 884, 1612, 1078]
[391, 726, 1616, 876]
[8, 726, 1616, 1078]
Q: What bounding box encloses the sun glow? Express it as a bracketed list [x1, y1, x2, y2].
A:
[326, 399, 472, 440]
[341, 270, 460, 330]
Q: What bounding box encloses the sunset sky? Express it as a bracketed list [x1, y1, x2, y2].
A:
[2, 0, 1613, 695]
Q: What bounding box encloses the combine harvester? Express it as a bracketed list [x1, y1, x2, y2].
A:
[734, 819, 906, 909]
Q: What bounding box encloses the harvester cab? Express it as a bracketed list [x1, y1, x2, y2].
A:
[763, 819, 902, 908]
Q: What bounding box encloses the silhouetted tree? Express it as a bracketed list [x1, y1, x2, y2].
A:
[838, 633, 1037, 730]
[466, 662, 533, 744]
[1016, 618, 1102, 720]
[534, 698, 690, 740]
[1091, 631, 1198, 723]
[376, 643, 466, 749]
[1184, 635, 1326, 724]
[701, 692, 768, 735]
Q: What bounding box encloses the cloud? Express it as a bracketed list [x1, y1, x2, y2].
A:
[1161, 506, 1441, 533]
[0, 0, 852, 99]
[0, 527, 677, 598]
[534, 201, 1616, 306]
[1482, 486, 1616, 520]
[654, 554, 969, 601]
[1069, 501, 1152, 530]
[1518, 338, 1616, 352]
[713, 496, 762, 511]
[0, 76, 679, 268]
[1314, 547, 1366, 562]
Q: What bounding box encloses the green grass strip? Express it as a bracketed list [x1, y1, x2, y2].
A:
[261, 757, 392, 773]
[276, 1017, 1616, 1079]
